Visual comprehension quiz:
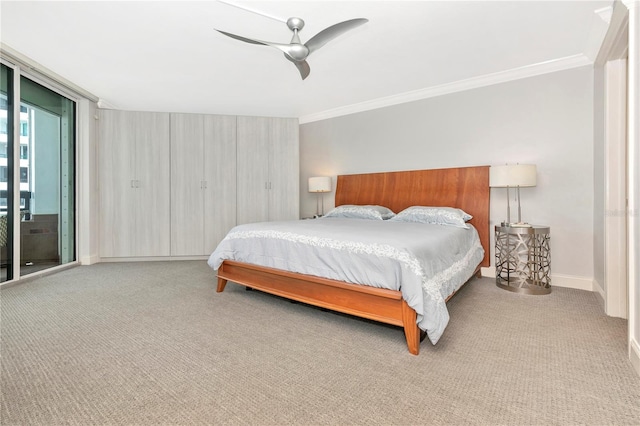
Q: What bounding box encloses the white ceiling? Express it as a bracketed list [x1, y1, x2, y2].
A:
[0, 1, 612, 123]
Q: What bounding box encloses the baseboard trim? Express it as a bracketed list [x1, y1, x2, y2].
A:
[480, 266, 496, 278]
[593, 278, 606, 299]
[552, 273, 594, 291]
[481, 267, 594, 291]
[99, 256, 209, 262]
[80, 254, 100, 265]
[630, 339, 640, 378]
[593, 278, 606, 312]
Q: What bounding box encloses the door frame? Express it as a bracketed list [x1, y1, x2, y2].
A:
[597, 3, 630, 319]
[0, 54, 81, 286]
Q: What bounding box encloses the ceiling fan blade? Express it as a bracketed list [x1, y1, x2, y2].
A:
[294, 60, 311, 80]
[215, 29, 269, 46]
[305, 18, 368, 54]
[216, 29, 300, 59]
[283, 53, 310, 80]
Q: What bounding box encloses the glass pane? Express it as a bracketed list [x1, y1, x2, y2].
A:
[19, 76, 75, 275]
[0, 63, 14, 282]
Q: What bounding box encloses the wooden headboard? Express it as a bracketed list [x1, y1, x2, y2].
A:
[335, 166, 490, 267]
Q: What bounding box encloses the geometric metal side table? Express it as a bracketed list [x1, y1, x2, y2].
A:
[495, 225, 551, 295]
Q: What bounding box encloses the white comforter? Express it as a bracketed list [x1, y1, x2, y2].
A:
[207, 217, 484, 344]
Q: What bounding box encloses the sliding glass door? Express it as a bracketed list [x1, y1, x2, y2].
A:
[20, 77, 76, 275]
[0, 61, 76, 282]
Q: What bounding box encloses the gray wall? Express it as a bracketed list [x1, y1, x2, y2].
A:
[300, 65, 594, 280]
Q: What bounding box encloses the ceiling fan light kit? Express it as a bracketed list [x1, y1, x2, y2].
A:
[215, 16, 368, 80]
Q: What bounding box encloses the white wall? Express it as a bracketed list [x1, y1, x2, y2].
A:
[300, 66, 595, 286]
[78, 99, 99, 265]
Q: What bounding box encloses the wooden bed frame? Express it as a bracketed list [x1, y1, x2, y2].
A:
[216, 166, 490, 355]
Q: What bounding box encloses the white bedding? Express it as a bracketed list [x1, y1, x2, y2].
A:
[207, 217, 484, 344]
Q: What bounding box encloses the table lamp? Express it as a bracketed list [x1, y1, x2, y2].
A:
[308, 176, 332, 217]
[489, 164, 537, 227]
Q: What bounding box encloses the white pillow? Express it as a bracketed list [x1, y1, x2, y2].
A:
[388, 206, 472, 228]
[323, 205, 395, 220]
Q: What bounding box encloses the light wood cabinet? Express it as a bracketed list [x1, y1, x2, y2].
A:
[236, 116, 299, 224]
[98, 110, 171, 257]
[170, 113, 236, 256]
[99, 110, 297, 259]
[203, 115, 237, 252]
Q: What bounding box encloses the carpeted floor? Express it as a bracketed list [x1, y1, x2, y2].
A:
[1, 261, 639, 425]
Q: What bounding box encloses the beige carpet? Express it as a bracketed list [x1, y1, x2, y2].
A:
[1, 261, 639, 425]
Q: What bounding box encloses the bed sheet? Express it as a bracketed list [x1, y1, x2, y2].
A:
[208, 217, 484, 344]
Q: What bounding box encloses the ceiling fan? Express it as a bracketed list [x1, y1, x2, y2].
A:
[215, 16, 368, 80]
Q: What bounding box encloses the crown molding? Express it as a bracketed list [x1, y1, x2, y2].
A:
[97, 98, 119, 110]
[595, 1, 630, 65]
[584, 6, 614, 62]
[1, 42, 99, 102]
[299, 54, 592, 124]
[595, 5, 614, 24]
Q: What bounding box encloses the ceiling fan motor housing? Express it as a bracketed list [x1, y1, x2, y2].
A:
[287, 44, 309, 61]
[287, 17, 305, 31]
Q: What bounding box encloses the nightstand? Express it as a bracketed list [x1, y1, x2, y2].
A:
[495, 225, 551, 295]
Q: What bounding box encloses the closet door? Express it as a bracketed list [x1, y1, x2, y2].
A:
[268, 117, 299, 221]
[133, 111, 171, 256]
[204, 115, 237, 253]
[170, 113, 205, 255]
[99, 110, 170, 257]
[98, 110, 137, 257]
[170, 114, 237, 256]
[236, 116, 270, 224]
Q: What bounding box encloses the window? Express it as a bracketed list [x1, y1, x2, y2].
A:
[20, 121, 28, 136]
[0, 167, 27, 184]
[19, 167, 28, 183]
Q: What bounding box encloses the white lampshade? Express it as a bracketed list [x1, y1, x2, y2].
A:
[489, 164, 537, 188]
[308, 176, 332, 193]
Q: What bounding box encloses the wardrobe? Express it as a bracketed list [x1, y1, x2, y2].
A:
[98, 109, 299, 259]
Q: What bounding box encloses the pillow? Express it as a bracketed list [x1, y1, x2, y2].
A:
[388, 206, 472, 228]
[323, 205, 395, 220]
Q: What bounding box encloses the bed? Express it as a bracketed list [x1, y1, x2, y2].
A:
[208, 166, 490, 355]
